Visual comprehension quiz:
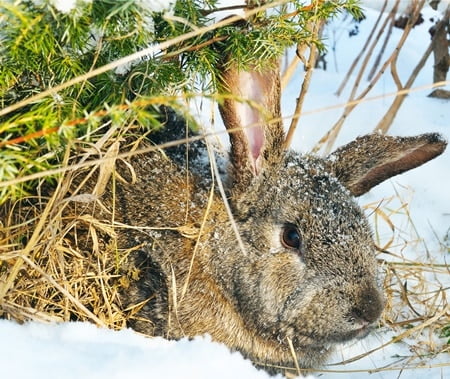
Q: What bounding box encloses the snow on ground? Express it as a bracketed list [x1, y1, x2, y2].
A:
[0, 320, 277, 379]
[0, 2, 449, 379]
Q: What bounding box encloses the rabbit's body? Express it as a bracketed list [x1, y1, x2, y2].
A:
[44, 62, 446, 376]
[119, 139, 382, 372]
[113, 104, 446, 376]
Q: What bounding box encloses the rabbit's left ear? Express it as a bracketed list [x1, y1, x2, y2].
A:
[218, 60, 285, 194]
[327, 133, 447, 196]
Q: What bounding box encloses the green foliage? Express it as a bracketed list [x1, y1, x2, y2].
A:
[441, 324, 450, 344]
[0, 0, 362, 204]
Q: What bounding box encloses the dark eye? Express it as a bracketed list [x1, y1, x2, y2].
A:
[281, 224, 302, 251]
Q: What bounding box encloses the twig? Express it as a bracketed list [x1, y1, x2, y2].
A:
[367, 1, 398, 81]
[283, 19, 325, 149]
[375, 6, 450, 134]
[330, 304, 448, 366]
[335, 0, 390, 96]
[314, 0, 426, 155]
[1, 78, 449, 185]
[286, 337, 301, 376]
[19, 254, 107, 327]
[0, 147, 71, 302]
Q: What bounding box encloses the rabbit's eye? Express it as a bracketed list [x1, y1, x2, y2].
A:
[281, 224, 302, 251]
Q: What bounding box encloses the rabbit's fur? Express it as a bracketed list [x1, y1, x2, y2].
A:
[71, 61, 447, 376]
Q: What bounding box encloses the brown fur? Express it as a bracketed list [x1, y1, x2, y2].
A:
[112, 118, 446, 376]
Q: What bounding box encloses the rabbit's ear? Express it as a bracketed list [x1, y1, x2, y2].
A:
[327, 133, 447, 197]
[218, 61, 284, 193]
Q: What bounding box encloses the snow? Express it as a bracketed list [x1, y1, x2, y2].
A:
[137, 0, 176, 14]
[32, 0, 93, 14]
[361, 0, 450, 14]
[0, 320, 276, 379]
[41, 0, 174, 15]
[285, 5, 450, 255]
[1, 2, 449, 379]
[49, 0, 78, 13]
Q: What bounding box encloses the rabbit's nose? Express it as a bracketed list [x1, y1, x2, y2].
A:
[351, 286, 385, 324]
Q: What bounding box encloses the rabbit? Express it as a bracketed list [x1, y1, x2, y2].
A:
[93, 60, 446, 376]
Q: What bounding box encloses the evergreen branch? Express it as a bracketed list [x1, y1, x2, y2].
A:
[0, 0, 290, 119]
[0, 96, 179, 148]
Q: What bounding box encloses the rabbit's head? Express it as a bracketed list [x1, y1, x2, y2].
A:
[207, 60, 447, 369]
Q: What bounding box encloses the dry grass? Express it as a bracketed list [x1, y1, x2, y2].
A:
[370, 189, 449, 333]
[359, 188, 448, 369]
[0, 126, 134, 329]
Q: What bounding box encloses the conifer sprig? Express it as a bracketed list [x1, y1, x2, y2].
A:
[0, 0, 362, 204]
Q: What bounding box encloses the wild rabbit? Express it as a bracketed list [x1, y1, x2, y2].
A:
[104, 60, 447, 376]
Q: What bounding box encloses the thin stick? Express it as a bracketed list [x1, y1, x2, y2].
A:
[209, 137, 249, 257]
[314, 0, 426, 155]
[367, 0, 398, 81]
[281, 53, 302, 90]
[180, 182, 216, 301]
[335, 0, 389, 96]
[0, 147, 70, 302]
[331, 303, 448, 366]
[283, 19, 325, 149]
[375, 6, 450, 134]
[286, 337, 301, 377]
[1, 78, 448, 189]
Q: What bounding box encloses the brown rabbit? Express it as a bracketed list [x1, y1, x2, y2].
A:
[85, 60, 446, 376]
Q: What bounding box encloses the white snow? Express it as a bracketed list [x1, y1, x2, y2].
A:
[41, 0, 174, 15]
[49, 0, 78, 13]
[44, 0, 92, 14]
[0, 320, 276, 379]
[1, 2, 449, 379]
[137, 0, 176, 13]
[361, 0, 450, 14]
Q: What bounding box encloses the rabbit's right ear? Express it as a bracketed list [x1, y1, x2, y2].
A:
[218, 60, 285, 194]
[327, 133, 447, 196]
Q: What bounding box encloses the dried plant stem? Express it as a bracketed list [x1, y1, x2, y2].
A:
[209, 138, 249, 257]
[367, 1, 398, 81]
[20, 255, 107, 326]
[284, 20, 325, 149]
[2, 78, 449, 191]
[375, 55, 430, 134]
[0, 148, 69, 303]
[431, 6, 450, 84]
[331, 303, 448, 366]
[179, 184, 215, 302]
[335, 0, 391, 97]
[281, 52, 302, 90]
[374, 7, 450, 134]
[286, 337, 301, 376]
[314, 361, 450, 374]
[314, 0, 426, 155]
